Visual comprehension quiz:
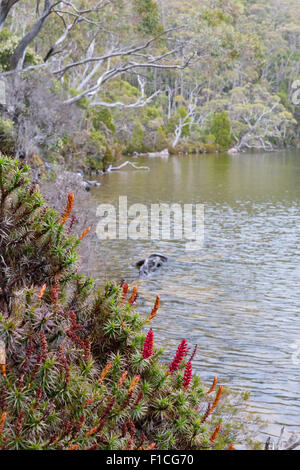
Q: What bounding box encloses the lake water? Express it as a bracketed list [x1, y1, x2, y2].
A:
[89, 150, 300, 439]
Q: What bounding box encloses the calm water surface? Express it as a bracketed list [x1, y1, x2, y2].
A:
[89, 151, 300, 437]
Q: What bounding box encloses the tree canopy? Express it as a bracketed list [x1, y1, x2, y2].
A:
[0, 0, 299, 161]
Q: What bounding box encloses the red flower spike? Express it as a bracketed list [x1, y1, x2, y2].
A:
[182, 361, 192, 388]
[142, 329, 154, 359]
[169, 339, 188, 373]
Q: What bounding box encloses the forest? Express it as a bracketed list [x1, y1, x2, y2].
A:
[0, 0, 300, 453]
[0, 0, 300, 171]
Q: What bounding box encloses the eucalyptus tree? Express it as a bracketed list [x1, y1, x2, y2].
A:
[0, 1, 195, 156]
[1, 1, 192, 104]
[227, 84, 296, 151]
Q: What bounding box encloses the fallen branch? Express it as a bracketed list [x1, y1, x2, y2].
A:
[106, 161, 150, 172]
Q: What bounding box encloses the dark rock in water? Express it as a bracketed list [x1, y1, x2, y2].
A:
[136, 254, 168, 277]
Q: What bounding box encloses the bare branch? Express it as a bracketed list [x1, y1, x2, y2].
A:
[61, 50, 192, 106]
[106, 161, 150, 172]
[92, 75, 161, 108]
[52, 26, 185, 76]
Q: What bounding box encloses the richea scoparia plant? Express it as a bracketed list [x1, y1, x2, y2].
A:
[0, 155, 260, 450]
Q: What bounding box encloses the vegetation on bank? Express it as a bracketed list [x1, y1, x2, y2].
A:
[0, 1, 300, 173]
[0, 155, 262, 450]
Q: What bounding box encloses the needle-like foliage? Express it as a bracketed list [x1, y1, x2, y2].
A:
[0, 155, 79, 314]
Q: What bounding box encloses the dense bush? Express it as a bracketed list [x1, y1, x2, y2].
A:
[209, 111, 232, 150]
[0, 155, 259, 450]
[0, 117, 15, 156]
[0, 156, 79, 314]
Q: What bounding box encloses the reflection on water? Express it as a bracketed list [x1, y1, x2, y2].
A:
[89, 150, 300, 436]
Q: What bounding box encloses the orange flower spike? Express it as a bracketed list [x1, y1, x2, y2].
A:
[83, 397, 95, 408]
[210, 424, 222, 442]
[121, 283, 129, 303]
[128, 286, 138, 304]
[85, 426, 98, 438]
[207, 376, 218, 395]
[228, 444, 235, 450]
[210, 385, 224, 412]
[145, 443, 156, 450]
[0, 412, 7, 436]
[67, 444, 79, 451]
[38, 284, 47, 301]
[146, 294, 160, 322]
[117, 371, 128, 388]
[79, 227, 91, 240]
[97, 361, 113, 384]
[61, 192, 75, 225]
[128, 375, 141, 394]
[1, 364, 6, 377]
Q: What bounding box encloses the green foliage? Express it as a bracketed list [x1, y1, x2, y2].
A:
[91, 109, 116, 135]
[102, 144, 114, 170]
[133, 0, 163, 35]
[126, 122, 147, 154]
[89, 129, 106, 151]
[0, 155, 79, 314]
[177, 106, 188, 120]
[0, 29, 41, 72]
[69, 89, 90, 109]
[201, 8, 233, 27]
[0, 118, 15, 155]
[0, 118, 13, 136]
[209, 111, 231, 150]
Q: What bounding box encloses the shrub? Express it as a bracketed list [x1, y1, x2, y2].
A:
[0, 156, 79, 314]
[209, 111, 232, 150]
[0, 118, 15, 155]
[0, 278, 250, 450]
[0, 156, 260, 450]
[91, 109, 116, 135]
